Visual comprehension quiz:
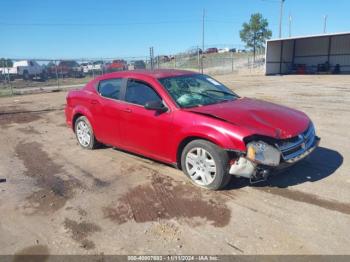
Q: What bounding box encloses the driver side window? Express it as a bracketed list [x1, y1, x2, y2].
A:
[125, 79, 161, 106]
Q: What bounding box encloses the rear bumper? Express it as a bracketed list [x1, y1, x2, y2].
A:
[229, 136, 320, 180]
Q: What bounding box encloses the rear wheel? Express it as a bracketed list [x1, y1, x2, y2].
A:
[75, 116, 97, 149]
[181, 139, 231, 190]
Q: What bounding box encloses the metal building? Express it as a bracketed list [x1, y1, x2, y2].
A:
[265, 32, 350, 75]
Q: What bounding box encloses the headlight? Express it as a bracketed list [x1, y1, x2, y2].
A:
[246, 141, 281, 166]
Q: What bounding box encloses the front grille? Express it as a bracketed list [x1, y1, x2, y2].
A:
[276, 123, 316, 161]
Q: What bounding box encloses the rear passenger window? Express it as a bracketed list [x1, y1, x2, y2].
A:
[98, 79, 122, 100]
[125, 79, 161, 106]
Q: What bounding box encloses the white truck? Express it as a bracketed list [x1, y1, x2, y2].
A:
[218, 48, 230, 53]
[80, 63, 91, 74]
[0, 66, 13, 80]
[80, 61, 104, 75]
[91, 61, 104, 72]
[1, 60, 47, 81]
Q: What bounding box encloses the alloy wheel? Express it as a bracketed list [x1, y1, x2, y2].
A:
[185, 147, 217, 186]
[76, 120, 91, 147]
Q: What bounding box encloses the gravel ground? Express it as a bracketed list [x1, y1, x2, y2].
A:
[0, 74, 349, 255]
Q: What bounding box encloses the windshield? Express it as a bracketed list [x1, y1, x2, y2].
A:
[158, 74, 239, 108]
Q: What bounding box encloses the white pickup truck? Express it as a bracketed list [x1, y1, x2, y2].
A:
[1, 60, 47, 80]
[81, 61, 104, 75]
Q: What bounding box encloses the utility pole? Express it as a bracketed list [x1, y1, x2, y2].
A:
[323, 15, 328, 34]
[197, 46, 201, 72]
[231, 51, 234, 73]
[4, 59, 13, 95]
[289, 13, 292, 37]
[201, 8, 205, 74]
[149, 47, 154, 70]
[279, 0, 285, 38]
[253, 32, 256, 63]
[55, 60, 59, 88]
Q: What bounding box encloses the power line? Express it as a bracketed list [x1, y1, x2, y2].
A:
[0, 18, 258, 27]
[0, 16, 243, 27]
[0, 20, 200, 27]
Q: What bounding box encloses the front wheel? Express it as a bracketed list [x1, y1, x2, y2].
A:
[181, 139, 231, 190]
[75, 116, 98, 149]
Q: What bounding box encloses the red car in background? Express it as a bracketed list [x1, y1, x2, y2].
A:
[106, 60, 128, 72]
[65, 69, 320, 190]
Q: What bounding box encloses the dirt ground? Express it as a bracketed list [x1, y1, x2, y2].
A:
[0, 74, 349, 255]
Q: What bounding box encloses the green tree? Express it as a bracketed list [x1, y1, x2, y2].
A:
[0, 58, 13, 67]
[240, 13, 272, 62]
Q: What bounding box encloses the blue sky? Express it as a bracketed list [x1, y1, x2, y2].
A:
[1, 0, 349, 59]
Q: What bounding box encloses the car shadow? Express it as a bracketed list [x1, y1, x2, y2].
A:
[225, 147, 343, 190]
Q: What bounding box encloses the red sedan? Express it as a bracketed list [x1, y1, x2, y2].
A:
[106, 60, 128, 72]
[65, 69, 320, 190]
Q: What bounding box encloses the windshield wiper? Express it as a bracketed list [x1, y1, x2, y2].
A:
[204, 89, 238, 97]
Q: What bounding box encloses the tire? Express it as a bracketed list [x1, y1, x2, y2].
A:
[181, 139, 231, 190]
[74, 116, 98, 150]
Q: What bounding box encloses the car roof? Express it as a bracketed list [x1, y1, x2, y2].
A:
[98, 69, 197, 80]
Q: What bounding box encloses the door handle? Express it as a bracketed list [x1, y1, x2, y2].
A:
[122, 108, 132, 113]
[90, 99, 99, 105]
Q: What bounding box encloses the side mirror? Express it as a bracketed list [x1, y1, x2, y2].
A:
[144, 100, 168, 112]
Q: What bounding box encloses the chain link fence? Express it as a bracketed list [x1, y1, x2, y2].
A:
[155, 49, 265, 75]
[0, 50, 265, 96]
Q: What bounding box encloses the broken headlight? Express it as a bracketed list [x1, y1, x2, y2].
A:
[246, 141, 281, 166]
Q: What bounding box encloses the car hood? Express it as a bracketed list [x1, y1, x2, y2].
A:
[186, 97, 310, 139]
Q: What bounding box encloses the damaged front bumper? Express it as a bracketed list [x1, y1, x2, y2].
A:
[229, 136, 320, 183]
